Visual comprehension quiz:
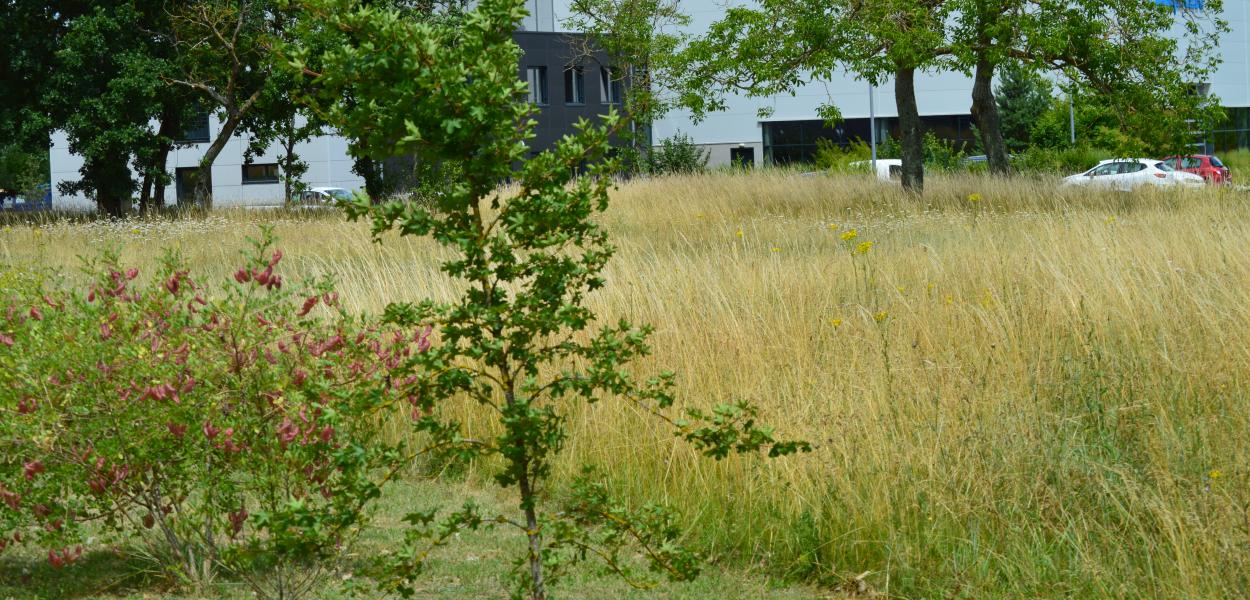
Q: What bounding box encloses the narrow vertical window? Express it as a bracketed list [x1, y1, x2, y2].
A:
[564, 66, 585, 104]
[599, 67, 622, 104]
[526, 66, 548, 105]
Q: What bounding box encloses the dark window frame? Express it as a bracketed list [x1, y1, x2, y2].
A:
[527, 66, 549, 106]
[241, 163, 280, 184]
[178, 111, 211, 144]
[599, 67, 622, 105]
[564, 66, 585, 105]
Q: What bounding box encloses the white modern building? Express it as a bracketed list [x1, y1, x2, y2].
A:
[549, 0, 1249, 167]
[49, 116, 364, 210]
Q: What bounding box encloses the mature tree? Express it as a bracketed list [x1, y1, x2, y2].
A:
[995, 63, 1052, 152]
[952, 0, 1226, 168]
[40, 4, 174, 216]
[0, 1, 96, 143]
[242, 69, 326, 204]
[949, 0, 1021, 173]
[677, 0, 951, 192]
[167, 0, 284, 208]
[1027, 0, 1227, 156]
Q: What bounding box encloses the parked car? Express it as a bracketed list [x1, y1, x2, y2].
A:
[848, 159, 903, 182]
[1061, 159, 1205, 191]
[1158, 154, 1231, 184]
[298, 187, 355, 206]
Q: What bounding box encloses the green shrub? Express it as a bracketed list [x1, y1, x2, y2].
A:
[1015, 145, 1114, 174]
[0, 231, 414, 597]
[814, 138, 872, 172]
[647, 132, 709, 175]
[923, 131, 966, 172]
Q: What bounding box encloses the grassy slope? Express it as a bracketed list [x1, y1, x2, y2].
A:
[2, 171, 1248, 598]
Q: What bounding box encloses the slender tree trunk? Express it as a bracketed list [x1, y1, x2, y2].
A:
[519, 470, 545, 600]
[153, 106, 181, 210]
[139, 172, 154, 214]
[283, 124, 296, 204]
[894, 67, 924, 193]
[193, 115, 243, 209]
[971, 58, 1011, 175]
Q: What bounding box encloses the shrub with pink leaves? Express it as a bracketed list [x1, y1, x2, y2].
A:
[0, 228, 423, 596]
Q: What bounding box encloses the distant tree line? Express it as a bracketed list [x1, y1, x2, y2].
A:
[0, 0, 469, 216]
[589, 0, 1229, 193]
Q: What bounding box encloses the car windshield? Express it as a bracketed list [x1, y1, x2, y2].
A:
[325, 189, 352, 201]
[1210, 155, 1225, 167]
[1155, 161, 1174, 172]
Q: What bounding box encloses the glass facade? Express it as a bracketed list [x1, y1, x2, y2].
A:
[1210, 107, 1250, 153]
[762, 114, 978, 165]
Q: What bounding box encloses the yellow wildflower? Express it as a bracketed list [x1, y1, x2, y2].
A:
[873, 311, 889, 323]
[1105, 215, 1117, 225]
[1209, 469, 1223, 479]
[944, 294, 954, 305]
[735, 229, 744, 238]
[840, 229, 858, 242]
[771, 247, 781, 253]
[830, 318, 843, 328]
[967, 193, 983, 203]
[854, 241, 874, 255]
[828, 223, 839, 231]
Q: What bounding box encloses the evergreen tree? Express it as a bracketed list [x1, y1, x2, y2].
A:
[995, 64, 1053, 152]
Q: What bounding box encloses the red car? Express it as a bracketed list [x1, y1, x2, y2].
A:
[1159, 155, 1232, 184]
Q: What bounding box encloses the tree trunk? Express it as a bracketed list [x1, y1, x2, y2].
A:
[894, 67, 924, 193]
[139, 172, 154, 214]
[971, 58, 1011, 176]
[355, 155, 382, 201]
[193, 115, 243, 209]
[354, 156, 385, 203]
[153, 106, 181, 210]
[283, 127, 296, 205]
[98, 193, 126, 218]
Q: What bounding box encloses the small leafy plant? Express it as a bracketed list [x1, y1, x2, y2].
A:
[291, 0, 809, 598]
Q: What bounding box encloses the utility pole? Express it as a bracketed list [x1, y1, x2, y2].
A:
[869, 82, 877, 171]
[1069, 95, 1076, 146]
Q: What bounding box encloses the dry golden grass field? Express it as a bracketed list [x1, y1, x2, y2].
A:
[2, 171, 1248, 598]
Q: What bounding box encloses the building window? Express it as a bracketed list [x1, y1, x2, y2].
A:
[179, 111, 210, 143]
[564, 66, 585, 104]
[526, 66, 549, 105]
[242, 163, 279, 184]
[600, 67, 622, 104]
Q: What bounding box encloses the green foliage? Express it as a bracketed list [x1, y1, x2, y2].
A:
[0, 146, 48, 197]
[813, 139, 872, 172]
[995, 65, 1053, 152]
[0, 230, 417, 598]
[289, 0, 807, 598]
[41, 3, 173, 215]
[922, 131, 966, 172]
[1014, 145, 1112, 174]
[646, 133, 708, 176]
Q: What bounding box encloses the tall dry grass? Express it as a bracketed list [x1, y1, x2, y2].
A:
[2, 172, 1247, 598]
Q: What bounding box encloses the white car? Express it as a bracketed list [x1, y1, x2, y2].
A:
[299, 187, 356, 206]
[1062, 159, 1205, 191]
[847, 159, 903, 182]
